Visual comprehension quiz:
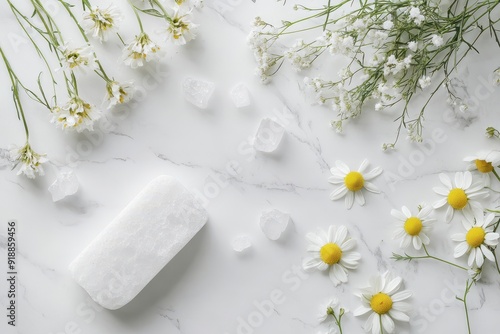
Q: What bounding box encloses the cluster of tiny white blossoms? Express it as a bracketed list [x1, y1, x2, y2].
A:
[250, 1, 500, 145]
[3, 0, 205, 179]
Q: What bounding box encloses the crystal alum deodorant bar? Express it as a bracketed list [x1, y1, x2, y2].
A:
[69, 175, 208, 310]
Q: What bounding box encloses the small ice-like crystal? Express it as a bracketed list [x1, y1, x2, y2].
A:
[231, 235, 252, 252]
[253, 118, 285, 152]
[230, 83, 251, 108]
[48, 169, 79, 202]
[260, 209, 290, 240]
[182, 77, 215, 109]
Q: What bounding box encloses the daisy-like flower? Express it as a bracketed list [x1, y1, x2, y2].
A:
[463, 150, 500, 187]
[59, 43, 96, 73]
[391, 205, 434, 250]
[451, 213, 499, 268]
[329, 159, 383, 209]
[106, 81, 135, 108]
[81, 5, 122, 42]
[123, 33, 162, 69]
[10, 143, 48, 179]
[165, 7, 198, 45]
[433, 172, 489, 223]
[51, 97, 102, 132]
[317, 297, 346, 323]
[302, 225, 361, 286]
[353, 272, 412, 334]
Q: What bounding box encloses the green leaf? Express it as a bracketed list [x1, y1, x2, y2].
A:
[137, 8, 163, 17]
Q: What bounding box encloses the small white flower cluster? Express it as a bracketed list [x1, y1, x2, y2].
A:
[82, 5, 122, 42]
[284, 39, 315, 71]
[10, 143, 48, 179]
[247, 17, 278, 83]
[50, 96, 102, 132]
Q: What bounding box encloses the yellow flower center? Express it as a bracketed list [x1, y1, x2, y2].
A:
[320, 243, 342, 265]
[344, 171, 364, 191]
[447, 188, 468, 210]
[475, 159, 493, 173]
[370, 293, 393, 315]
[466, 227, 486, 248]
[404, 217, 423, 236]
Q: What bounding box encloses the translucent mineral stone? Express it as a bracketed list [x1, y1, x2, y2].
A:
[48, 169, 79, 202]
[182, 77, 215, 109]
[253, 118, 285, 152]
[260, 209, 290, 240]
[229, 83, 251, 108]
[231, 235, 252, 252]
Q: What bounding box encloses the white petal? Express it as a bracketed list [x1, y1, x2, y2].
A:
[345, 191, 354, 209]
[331, 264, 348, 283]
[389, 309, 410, 322]
[341, 238, 356, 251]
[364, 181, 380, 193]
[392, 301, 412, 312]
[328, 175, 344, 184]
[381, 314, 395, 333]
[384, 276, 402, 295]
[467, 249, 476, 267]
[455, 172, 464, 188]
[335, 160, 350, 174]
[371, 314, 381, 334]
[358, 159, 369, 174]
[413, 236, 422, 250]
[433, 198, 448, 209]
[353, 306, 372, 316]
[439, 173, 452, 189]
[364, 167, 383, 180]
[445, 206, 454, 223]
[391, 290, 412, 302]
[475, 248, 484, 267]
[463, 171, 472, 188]
[306, 232, 325, 246]
[363, 313, 376, 332]
[335, 225, 348, 244]
[454, 242, 469, 258]
[400, 235, 411, 249]
[433, 187, 450, 196]
[302, 258, 324, 271]
[401, 206, 412, 218]
[480, 244, 494, 262]
[391, 209, 407, 221]
[328, 225, 337, 243]
[355, 191, 366, 206]
[330, 186, 348, 200]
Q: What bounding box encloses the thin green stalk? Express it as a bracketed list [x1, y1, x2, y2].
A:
[456, 280, 473, 334]
[0, 48, 30, 140]
[128, 0, 145, 32]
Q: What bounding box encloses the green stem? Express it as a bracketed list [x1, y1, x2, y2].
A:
[494, 251, 500, 276]
[128, 0, 145, 32]
[421, 245, 469, 271]
[150, 0, 172, 22]
[0, 48, 30, 140]
[492, 168, 500, 183]
[457, 280, 473, 334]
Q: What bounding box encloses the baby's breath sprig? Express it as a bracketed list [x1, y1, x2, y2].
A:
[250, 0, 500, 146]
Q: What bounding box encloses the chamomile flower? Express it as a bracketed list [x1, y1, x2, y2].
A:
[433, 172, 488, 223]
[10, 143, 48, 179]
[392, 205, 434, 250]
[59, 43, 96, 73]
[329, 159, 383, 209]
[463, 150, 500, 187]
[165, 7, 198, 45]
[353, 272, 412, 334]
[302, 225, 361, 286]
[317, 297, 346, 323]
[106, 81, 135, 108]
[82, 5, 122, 42]
[51, 96, 101, 132]
[451, 213, 499, 268]
[123, 33, 162, 69]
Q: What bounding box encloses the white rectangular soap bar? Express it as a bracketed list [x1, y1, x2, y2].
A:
[69, 175, 208, 310]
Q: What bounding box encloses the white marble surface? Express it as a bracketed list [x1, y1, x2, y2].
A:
[1, 1, 500, 333]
